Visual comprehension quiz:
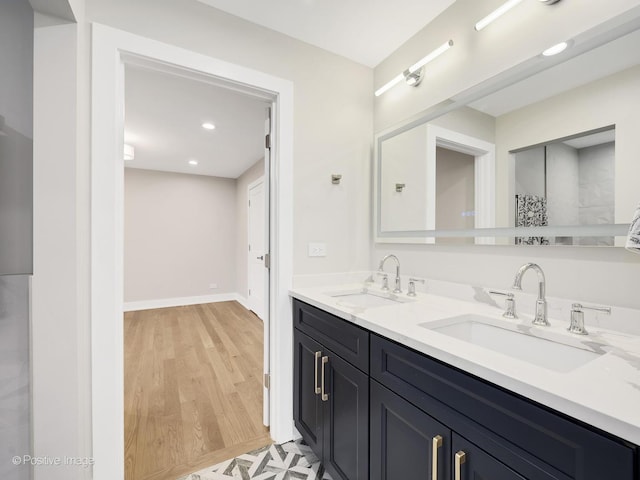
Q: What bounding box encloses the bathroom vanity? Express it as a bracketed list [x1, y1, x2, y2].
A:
[291, 286, 640, 480]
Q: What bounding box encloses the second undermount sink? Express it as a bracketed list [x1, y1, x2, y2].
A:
[325, 288, 412, 309]
[421, 314, 607, 373]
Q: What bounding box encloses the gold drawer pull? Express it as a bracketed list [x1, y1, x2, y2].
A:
[321, 356, 329, 401]
[455, 451, 466, 480]
[314, 351, 321, 394]
[431, 435, 443, 480]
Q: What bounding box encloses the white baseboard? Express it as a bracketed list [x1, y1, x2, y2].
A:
[235, 295, 250, 311]
[124, 293, 247, 312]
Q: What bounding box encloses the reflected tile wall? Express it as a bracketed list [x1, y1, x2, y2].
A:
[578, 142, 615, 246]
[0, 275, 30, 480]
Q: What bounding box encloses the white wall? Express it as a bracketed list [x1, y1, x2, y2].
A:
[374, 2, 640, 310]
[124, 168, 238, 303]
[380, 124, 429, 232]
[235, 158, 265, 301]
[85, 0, 373, 276]
[33, 15, 92, 480]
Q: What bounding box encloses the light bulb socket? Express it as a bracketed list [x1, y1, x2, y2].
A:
[403, 68, 424, 87]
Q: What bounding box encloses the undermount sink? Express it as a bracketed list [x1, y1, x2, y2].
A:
[421, 314, 607, 373]
[325, 288, 412, 309]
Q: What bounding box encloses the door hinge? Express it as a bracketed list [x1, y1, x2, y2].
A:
[264, 253, 271, 269]
[265, 133, 271, 149]
[264, 373, 271, 389]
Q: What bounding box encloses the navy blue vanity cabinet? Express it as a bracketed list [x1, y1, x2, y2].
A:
[371, 333, 638, 480]
[293, 299, 369, 480]
[293, 329, 323, 454]
[452, 434, 527, 480]
[370, 380, 451, 480]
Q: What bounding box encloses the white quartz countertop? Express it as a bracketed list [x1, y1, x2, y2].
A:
[289, 283, 640, 445]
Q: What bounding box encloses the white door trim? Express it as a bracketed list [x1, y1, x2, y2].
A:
[91, 23, 294, 480]
[426, 124, 496, 245]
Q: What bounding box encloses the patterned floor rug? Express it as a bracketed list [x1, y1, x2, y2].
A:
[178, 439, 333, 480]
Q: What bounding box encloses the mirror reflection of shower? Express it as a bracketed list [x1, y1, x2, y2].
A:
[513, 126, 615, 246]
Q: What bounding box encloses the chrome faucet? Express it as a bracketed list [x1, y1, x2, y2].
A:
[568, 303, 611, 335]
[512, 263, 549, 326]
[378, 254, 402, 294]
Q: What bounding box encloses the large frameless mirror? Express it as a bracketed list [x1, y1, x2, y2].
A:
[374, 11, 640, 246]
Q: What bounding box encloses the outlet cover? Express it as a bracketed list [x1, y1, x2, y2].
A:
[308, 243, 327, 257]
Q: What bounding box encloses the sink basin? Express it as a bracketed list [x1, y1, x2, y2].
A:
[325, 288, 412, 309]
[421, 314, 606, 373]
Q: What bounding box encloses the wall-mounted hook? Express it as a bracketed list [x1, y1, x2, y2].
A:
[331, 174, 342, 185]
[395, 183, 406, 193]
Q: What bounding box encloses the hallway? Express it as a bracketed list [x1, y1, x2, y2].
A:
[124, 301, 271, 480]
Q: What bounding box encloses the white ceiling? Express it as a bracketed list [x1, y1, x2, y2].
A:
[195, 0, 456, 67]
[124, 66, 268, 178]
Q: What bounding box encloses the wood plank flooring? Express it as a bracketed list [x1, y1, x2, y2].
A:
[124, 301, 271, 480]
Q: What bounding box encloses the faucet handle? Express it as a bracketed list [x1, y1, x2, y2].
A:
[489, 290, 518, 319]
[407, 277, 425, 297]
[568, 303, 611, 335]
[376, 272, 389, 291]
[572, 303, 611, 314]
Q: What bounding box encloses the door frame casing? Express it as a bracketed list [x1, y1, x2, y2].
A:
[91, 23, 294, 480]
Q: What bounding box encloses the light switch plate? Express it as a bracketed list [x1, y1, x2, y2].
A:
[308, 243, 327, 257]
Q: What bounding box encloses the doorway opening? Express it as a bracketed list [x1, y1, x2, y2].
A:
[91, 24, 295, 480]
[427, 124, 496, 245]
[121, 62, 272, 479]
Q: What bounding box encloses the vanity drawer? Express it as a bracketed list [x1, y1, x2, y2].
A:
[371, 333, 636, 480]
[293, 299, 369, 373]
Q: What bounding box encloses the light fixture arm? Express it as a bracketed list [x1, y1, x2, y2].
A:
[403, 67, 423, 87]
[374, 40, 453, 96]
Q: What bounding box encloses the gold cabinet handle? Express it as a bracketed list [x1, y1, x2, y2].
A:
[314, 351, 321, 394]
[321, 356, 329, 401]
[431, 435, 443, 480]
[454, 451, 466, 480]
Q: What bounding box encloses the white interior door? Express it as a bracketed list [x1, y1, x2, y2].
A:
[248, 109, 272, 427]
[248, 179, 266, 320]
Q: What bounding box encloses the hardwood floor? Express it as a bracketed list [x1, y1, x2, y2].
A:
[124, 301, 271, 480]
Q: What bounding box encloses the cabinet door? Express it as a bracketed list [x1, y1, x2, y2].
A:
[452, 434, 527, 480]
[370, 380, 450, 480]
[293, 329, 323, 456]
[322, 351, 369, 480]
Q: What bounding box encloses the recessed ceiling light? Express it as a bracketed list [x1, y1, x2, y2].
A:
[188, 159, 198, 166]
[542, 41, 569, 56]
[202, 122, 216, 130]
